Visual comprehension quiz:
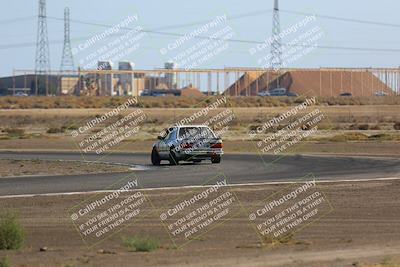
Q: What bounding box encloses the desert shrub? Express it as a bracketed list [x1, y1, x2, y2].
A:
[294, 97, 307, 104]
[317, 124, 335, 130]
[0, 211, 25, 250]
[394, 122, 400, 130]
[249, 125, 260, 131]
[150, 101, 161, 108]
[330, 132, 369, 142]
[1, 96, 400, 109]
[368, 134, 392, 141]
[122, 236, 159, 252]
[46, 127, 66, 134]
[263, 232, 294, 246]
[348, 124, 356, 130]
[0, 257, 10, 267]
[357, 124, 369, 130]
[349, 124, 369, 130]
[3, 128, 25, 137]
[66, 124, 78, 130]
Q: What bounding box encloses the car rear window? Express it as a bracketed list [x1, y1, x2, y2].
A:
[178, 127, 215, 140]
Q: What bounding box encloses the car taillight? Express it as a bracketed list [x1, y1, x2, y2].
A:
[211, 143, 223, 149]
[182, 143, 193, 149]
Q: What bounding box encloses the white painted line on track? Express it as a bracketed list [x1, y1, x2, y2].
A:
[0, 176, 399, 199]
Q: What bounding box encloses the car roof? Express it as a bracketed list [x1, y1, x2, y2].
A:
[168, 125, 211, 132]
[174, 125, 209, 128]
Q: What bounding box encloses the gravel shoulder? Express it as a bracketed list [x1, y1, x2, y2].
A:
[0, 179, 399, 267]
[0, 159, 130, 178]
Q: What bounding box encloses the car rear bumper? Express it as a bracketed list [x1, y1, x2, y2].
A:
[176, 149, 224, 159]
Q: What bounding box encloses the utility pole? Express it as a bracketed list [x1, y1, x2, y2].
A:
[271, 0, 282, 70]
[60, 7, 74, 73]
[35, 0, 51, 95]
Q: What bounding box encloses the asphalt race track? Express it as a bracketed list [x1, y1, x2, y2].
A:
[0, 151, 399, 196]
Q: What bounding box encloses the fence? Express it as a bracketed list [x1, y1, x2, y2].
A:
[10, 67, 400, 97]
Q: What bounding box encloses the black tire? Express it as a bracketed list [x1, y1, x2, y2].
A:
[151, 147, 161, 166]
[169, 150, 179, 165]
[211, 155, 221, 164]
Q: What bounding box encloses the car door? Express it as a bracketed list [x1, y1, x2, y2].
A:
[158, 128, 176, 157]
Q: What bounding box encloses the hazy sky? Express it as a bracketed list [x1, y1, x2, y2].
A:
[0, 0, 399, 76]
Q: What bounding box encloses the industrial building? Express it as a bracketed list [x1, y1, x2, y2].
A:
[0, 74, 83, 96]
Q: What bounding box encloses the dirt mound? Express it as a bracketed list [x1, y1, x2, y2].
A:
[284, 70, 393, 96]
[224, 71, 267, 96]
[225, 70, 394, 96]
[180, 87, 204, 97]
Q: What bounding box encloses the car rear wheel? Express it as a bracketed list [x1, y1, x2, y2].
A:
[211, 155, 221, 164]
[151, 147, 161, 166]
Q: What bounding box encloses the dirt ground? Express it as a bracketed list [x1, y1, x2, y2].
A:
[0, 159, 130, 178]
[1, 106, 399, 143]
[1, 179, 400, 267]
[1, 105, 399, 157]
[0, 104, 399, 267]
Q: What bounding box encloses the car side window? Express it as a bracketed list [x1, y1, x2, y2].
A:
[171, 129, 177, 140]
[165, 128, 177, 141]
[164, 131, 172, 141]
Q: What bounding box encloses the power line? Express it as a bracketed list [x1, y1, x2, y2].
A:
[0, 16, 36, 24]
[280, 9, 400, 28]
[150, 9, 272, 31]
[46, 10, 272, 32]
[45, 16, 400, 53]
[2, 9, 400, 54]
[46, 9, 273, 36]
[2, 23, 400, 53]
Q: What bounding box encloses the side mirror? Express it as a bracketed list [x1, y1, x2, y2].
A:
[157, 135, 164, 140]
